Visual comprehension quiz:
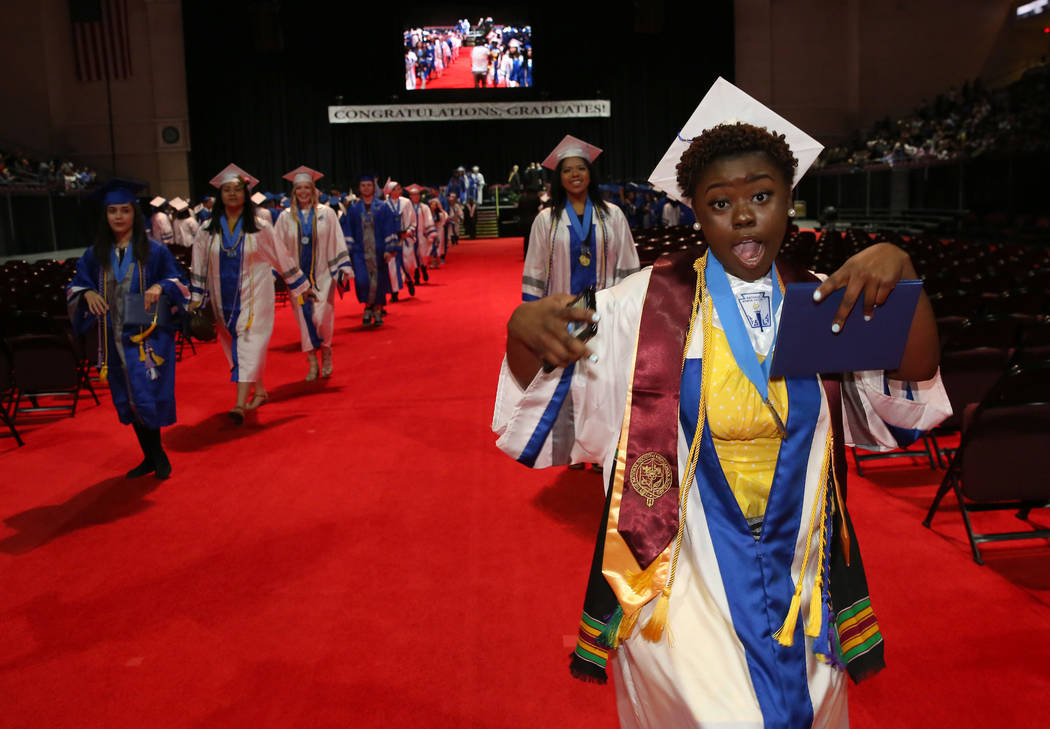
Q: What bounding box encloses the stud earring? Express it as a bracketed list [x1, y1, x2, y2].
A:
[692, 221, 702, 231]
[788, 208, 797, 218]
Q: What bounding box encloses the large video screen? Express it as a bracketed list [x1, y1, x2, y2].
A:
[403, 17, 532, 90]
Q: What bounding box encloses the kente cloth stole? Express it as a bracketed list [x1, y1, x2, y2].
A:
[570, 251, 885, 685]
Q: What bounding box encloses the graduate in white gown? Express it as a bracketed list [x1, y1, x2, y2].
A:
[274, 166, 352, 380]
[492, 79, 951, 729]
[404, 184, 436, 283]
[190, 164, 315, 424]
[522, 135, 640, 302]
[149, 197, 175, 247]
[383, 180, 415, 299]
[170, 197, 199, 248]
[428, 197, 449, 267]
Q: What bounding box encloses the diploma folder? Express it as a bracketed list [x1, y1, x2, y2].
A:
[769, 280, 923, 377]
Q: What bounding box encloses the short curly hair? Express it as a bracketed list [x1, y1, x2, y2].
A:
[675, 122, 797, 201]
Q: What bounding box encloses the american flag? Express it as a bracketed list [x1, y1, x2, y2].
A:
[69, 0, 132, 82]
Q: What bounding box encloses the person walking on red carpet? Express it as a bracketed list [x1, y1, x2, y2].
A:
[189, 164, 314, 424]
[274, 166, 352, 380]
[521, 135, 639, 304]
[383, 180, 415, 300]
[428, 197, 449, 268]
[404, 184, 436, 284]
[67, 179, 189, 479]
[494, 79, 951, 729]
[342, 175, 401, 327]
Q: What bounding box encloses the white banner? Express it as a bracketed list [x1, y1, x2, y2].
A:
[328, 100, 611, 124]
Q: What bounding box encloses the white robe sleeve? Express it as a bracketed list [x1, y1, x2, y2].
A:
[492, 268, 651, 471]
[606, 204, 640, 287]
[254, 225, 312, 300]
[189, 226, 213, 306]
[522, 208, 554, 301]
[840, 370, 952, 451]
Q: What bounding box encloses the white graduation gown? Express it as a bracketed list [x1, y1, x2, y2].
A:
[274, 204, 351, 351]
[492, 266, 952, 729]
[522, 203, 640, 300]
[190, 220, 311, 382]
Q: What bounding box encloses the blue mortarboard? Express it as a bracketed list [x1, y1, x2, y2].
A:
[201, 195, 214, 202]
[358, 174, 376, 183]
[91, 178, 146, 206]
[318, 193, 330, 203]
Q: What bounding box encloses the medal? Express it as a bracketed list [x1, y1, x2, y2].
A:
[301, 236, 311, 246]
[578, 247, 592, 267]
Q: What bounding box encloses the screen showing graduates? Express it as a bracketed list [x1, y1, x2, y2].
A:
[404, 17, 532, 90]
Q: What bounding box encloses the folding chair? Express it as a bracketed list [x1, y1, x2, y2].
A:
[923, 362, 1050, 564]
[0, 341, 23, 446]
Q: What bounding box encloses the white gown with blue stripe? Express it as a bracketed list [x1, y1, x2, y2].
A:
[493, 266, 951, 729]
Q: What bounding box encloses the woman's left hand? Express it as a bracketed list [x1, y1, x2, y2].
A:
[143, 283, 164, 309]
[813, 243, 917, 332]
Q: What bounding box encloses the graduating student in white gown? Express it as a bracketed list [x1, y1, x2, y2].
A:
[190, 164, 314, 424]
[522, 135, 640, 302]
[493, 82, 950, 729]
[274, 166, 352, 380]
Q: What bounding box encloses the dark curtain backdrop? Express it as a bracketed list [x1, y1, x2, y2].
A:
[183, 1, 734, 197]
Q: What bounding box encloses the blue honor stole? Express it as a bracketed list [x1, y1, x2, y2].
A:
[565, 198, 596, 294]
[705, 253, 786, 435]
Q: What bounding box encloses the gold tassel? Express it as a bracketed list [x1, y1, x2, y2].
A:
[624, 561, 662, 597]
[98, 364, 108, 383]
[138, 342, 146, 361]
[152, 353, 165, 366]
[806, 581, 824, 638]
[130, 321, 157, 344]
[618, 608, 641, 642]
[641, 588, 671, 642]
[773, 592, 802, 647]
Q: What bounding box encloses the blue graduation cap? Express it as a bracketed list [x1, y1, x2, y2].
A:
[318, 193, 330, 204]
[89, 178, 146, 206]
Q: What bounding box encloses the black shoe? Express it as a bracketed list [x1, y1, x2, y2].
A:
[154, 451, 172, 480]
[374, 308, 384, 325]
[127, 459, 155, 478]
[405, 278, 416, 296]
[390, 292, 399, 303]
[421, 266, 429, 282]
[413, 269, 421, 285]
[362, 308, 373, 326]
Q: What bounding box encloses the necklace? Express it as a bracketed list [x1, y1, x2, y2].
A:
[220, 216, 245, 258]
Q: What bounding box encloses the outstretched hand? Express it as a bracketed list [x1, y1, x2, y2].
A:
[506, 294, 599, 386]
[813, 243, 918, 332]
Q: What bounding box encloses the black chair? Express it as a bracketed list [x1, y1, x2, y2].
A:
[929, 347, 1010, 466]
[8, 331, 87, 419]
[0, 341, 24, 446]
[923, 365, 1050, 564]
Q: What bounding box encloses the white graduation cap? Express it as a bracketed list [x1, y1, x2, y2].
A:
[541, 134, 603, 171]
[250, 191, 267, 205]
[169, 197, 189, 212]
[209, 163, 260, 190]
[384, 178, 399, 194]
[283, 165, 324, 186]
[149, 196, 167, 208]
[647, 77, 824, 203]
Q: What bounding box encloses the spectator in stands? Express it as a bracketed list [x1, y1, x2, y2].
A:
[67, 179, 189, 480]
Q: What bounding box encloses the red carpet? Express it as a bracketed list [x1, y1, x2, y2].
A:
[1, 238, 1048, 728]
[423, 50, 487, 90]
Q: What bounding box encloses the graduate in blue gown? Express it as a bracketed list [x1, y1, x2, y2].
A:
[67, 179, 189, 479]
[341, 176, 401, 326]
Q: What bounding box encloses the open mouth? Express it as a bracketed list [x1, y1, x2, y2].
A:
[732, 239, 765, 267]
